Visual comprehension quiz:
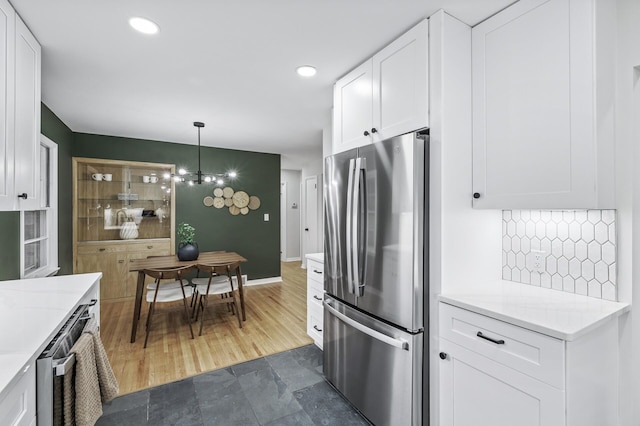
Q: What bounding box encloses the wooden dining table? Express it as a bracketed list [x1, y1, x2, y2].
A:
[128, 251, 248, 343]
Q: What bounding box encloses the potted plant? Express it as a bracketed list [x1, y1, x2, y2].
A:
[177, 222, 199, 261]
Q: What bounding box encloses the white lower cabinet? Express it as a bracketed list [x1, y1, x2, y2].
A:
[439, 302, 619, 426]
[0, 361, 36, 426]
[440, 339, 564, 426]
[306, 257, 324, 348]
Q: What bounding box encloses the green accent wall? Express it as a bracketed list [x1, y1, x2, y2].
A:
[0, 211, 20, 280]
[42, 103, 74, 275]
[73, 133, 281, 279]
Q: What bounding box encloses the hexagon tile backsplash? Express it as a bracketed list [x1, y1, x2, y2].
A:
[502, 210, 617, 301]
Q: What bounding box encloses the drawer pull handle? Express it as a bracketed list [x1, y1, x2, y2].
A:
[89, 299, 98, 306]
[118, 260, 124, 263]
[439, 352, 447, 360]
[313, 270, 322, 274]
[313, 325, 323, 332]
[477, 331, 505, 345]
[313, 295, 323, 301]
[99, 248, 106, 252]
[147, 245, 153, 249]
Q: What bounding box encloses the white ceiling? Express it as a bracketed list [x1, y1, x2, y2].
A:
[12, 0, 514, 167]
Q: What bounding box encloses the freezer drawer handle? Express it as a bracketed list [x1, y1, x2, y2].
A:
[313, 325, 323, 332]
[476, 331, 505, 345]
[313, 269, 322, 274]
[324, 301, 409, 351]
[313, 295, 323, 301]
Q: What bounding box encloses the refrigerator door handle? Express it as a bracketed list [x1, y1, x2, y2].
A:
[345, 158, 356, 294]
[324, 300, 409, 351]
[355, 158, 366, 297]
[351, 157, 362, 296]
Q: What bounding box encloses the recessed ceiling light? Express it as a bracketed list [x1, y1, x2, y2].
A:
[296, 65, 317, 77]
[129, 17, 160, 35]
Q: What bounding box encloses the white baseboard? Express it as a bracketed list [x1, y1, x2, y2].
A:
[245, 276, 283, 287]
[284, 257, 301, 262]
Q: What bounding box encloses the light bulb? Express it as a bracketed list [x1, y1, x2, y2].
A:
[296, 65, 317, 77]
[178, 168, 187, 175]
[173, 176, 181, 182]
[163, 172, 171, 179]
[228, 171, 237, 178]
[204, 176, 212, 183]
[129, 17, 160, 35]
[188, 180, 194, 186]
[217, 178, 224, 185]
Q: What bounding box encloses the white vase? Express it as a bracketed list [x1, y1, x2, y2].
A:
[119, 221, 138, 239]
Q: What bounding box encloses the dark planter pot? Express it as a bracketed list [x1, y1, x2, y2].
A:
[177, 242, 199, 261]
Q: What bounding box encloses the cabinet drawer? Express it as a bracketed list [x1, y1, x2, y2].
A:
[307, 302, 324, 349]
[307, 279, 324, 308]
[77, 243, 127, 255]
[440, 303, 565, 389]
[125, 240, 171, 253]
[0, 361, 36, 426]
[307, 259, 324, 284]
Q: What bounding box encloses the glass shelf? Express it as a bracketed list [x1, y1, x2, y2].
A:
[74, 158, 175, 243]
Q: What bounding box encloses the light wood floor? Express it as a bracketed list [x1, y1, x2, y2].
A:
[100, 261, 313, 395]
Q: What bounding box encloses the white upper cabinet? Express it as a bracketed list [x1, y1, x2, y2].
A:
[0, 1, 41, 211]
[372, 19, 429, 142]
[14, 15, 40, 210]
[0, 0, 15, 210]
[333, 61, 373, 153]
[472, 0, 615, 209]
[333, 19, 428, 154]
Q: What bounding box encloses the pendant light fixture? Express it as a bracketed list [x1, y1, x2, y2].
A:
[167, 121, 238, 185]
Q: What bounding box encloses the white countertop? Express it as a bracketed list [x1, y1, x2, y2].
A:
[306, 252, 323, 263]
[0, 273, 101, 404]
[440, 280, 630, 341]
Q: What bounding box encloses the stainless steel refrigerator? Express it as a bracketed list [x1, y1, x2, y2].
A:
[323, 130, 428, 426]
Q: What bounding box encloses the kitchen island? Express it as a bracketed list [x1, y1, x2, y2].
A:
[0, 273, 101, 425]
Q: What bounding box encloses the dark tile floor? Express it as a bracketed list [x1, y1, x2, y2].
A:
[97, 344, 370, 426]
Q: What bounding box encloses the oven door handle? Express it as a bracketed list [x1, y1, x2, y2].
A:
[53, 354, 75, 377]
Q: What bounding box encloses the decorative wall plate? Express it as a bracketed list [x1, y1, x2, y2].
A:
[213, 197, 225, 208]
[229, 205, 241, 215]
[213, 188, 224, 197]
[203, 196, 214, 207]
[240, 207, 249, 215]
[232, 191, 249, 208]
[224, 198, 234, 207]
[248, 196, 261, 210]
[223, 187, 235, 199]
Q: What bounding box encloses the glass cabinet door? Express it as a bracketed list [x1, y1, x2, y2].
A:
[74, 158, 175, 242]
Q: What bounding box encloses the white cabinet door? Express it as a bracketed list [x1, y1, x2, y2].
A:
[333, 60, 373, 154]
[0, 0, 15, 210]
[472, 0, 613, 209]
[14, 14, 41, 210]
[440, 339, 565, 426]
[372, 19, 428, 142]
[0, 361, 36, 426]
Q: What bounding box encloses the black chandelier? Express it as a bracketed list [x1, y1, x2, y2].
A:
[167, 121, 237, 185]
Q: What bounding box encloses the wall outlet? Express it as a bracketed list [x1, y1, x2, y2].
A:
[528, 249, 546, 273]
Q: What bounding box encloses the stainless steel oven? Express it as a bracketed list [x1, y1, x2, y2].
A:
[36, 300, 96, 426]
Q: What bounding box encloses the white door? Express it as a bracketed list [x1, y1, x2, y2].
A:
[332, 60, 373, 154]
[439, 339, 564, 426]
[0, 0, 15, 210]
[304, 176, 319, 257]
[372, 19, 429, 142]
[14, 15, 40, 210]
[472, 0, 603, 209]
[280, 181, 286, 261]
